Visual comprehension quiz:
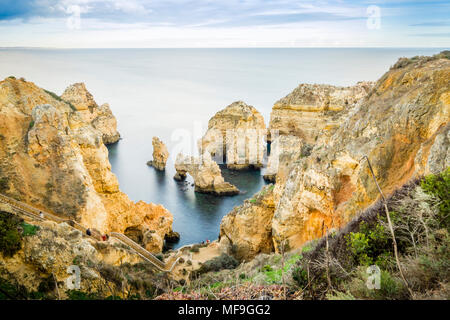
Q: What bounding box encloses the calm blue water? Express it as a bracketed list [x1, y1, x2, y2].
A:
[0, 48, 444, 248]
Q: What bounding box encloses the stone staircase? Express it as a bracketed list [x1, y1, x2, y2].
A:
[0, 193, 181, 272]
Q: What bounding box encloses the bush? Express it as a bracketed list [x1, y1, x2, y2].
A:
[292, 266, 308, 288]
[194, 254, 239, 275]
[347, 268, 409, 300]
[346, 221, 391, 267]
[421, 168, 450, 229]
[66, 290, 99, 300]
[21, 222, 39, 237]
[0, 211, 22, 257]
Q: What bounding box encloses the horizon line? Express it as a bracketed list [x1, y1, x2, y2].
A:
[0, 46, 448, 50]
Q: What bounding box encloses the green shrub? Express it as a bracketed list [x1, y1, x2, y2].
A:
[348, 267, 408, 300]
[29, 120, 34, 129]
[0, 277, 28, 299]
[195, 254, 238, 275]
[292, 266, 308, 288]
[0, 211, 22, 257]
[20, 222, 39, 237]
[346, 221, 391, 267]
[421, 168, 450, 229]
[43, 89, 77, 111]
[189, 246, 200, 253]
[262, 265, 272, 272]
[66, 290, 99, 300]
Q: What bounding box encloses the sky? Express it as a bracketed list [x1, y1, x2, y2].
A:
[0, 0, 449, 48]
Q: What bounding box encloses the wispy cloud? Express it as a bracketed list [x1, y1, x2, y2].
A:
[0, 0, 449, 47]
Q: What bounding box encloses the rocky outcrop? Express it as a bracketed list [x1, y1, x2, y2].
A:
[174, 152, 239, 196]
[147, 137, 169, 171]
[221, 52, 450, 257]
[263, 135, 302, 183]
[0, 77, 172, 252]
[268, 82, 373, 143]
[0, 211, 171, 299]
[220, 185, 275, 261]
[61, 83, 120, 144]
[200, 101, 266, 170]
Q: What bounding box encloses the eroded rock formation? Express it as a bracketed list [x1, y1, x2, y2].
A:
[220, 185, 275, 261]
[200, 101, 266, 170]
[174, 152, 239, 196]
[221, 52, 450, 259]
[0, 209, 171, 298]
[268, 82, 373, 143]
[61, 82, 120, 144]
[0, 77, 172, 252]
[147, 136, 169, 171]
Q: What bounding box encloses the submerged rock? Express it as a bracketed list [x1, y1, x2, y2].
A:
[174, 152, 239, 196]
[147, 136, 169, 171]
[199, 101, 266, 170]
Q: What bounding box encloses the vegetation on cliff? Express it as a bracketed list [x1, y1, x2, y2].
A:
[159, 170, 449, 300]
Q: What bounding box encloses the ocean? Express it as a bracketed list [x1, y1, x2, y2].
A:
[0, 47, 444, 248]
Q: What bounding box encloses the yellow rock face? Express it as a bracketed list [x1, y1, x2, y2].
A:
[221, 55, 450, 258]
[270, 56, 450, 252]
[61, 82, 120, 144]
[200, 101, 266, 169]
[220, 185, 275, 261]
[149, 136, 169, 171]
[0, 77, 172, 253]
[268, 82, 373, 143]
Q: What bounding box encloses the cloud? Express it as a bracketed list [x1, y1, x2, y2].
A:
[410, 21, 450, 27]
[0, 0, 449, 47]
[412, 32, 450, 37]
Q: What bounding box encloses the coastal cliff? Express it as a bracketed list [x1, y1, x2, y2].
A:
[220, 52, 450, 259]
[0, 77, 173, 253]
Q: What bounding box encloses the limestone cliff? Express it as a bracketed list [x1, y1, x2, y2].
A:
[174, 152, 239, 196]
[200, 101, 266, 170]
[61, 83, 120, 145]
[147, 136, 169, 171]
[0, 77, 172, 253]
[0, 210, 170, 299]
[221, 52, 450, 259]
[220, 185, 275, 261]
[268, 82, 373, 143]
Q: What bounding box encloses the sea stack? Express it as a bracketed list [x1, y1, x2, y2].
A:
[174, 152, 239, 196]
[199, 101, 266, 170]
[147, 136, 169, 171]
